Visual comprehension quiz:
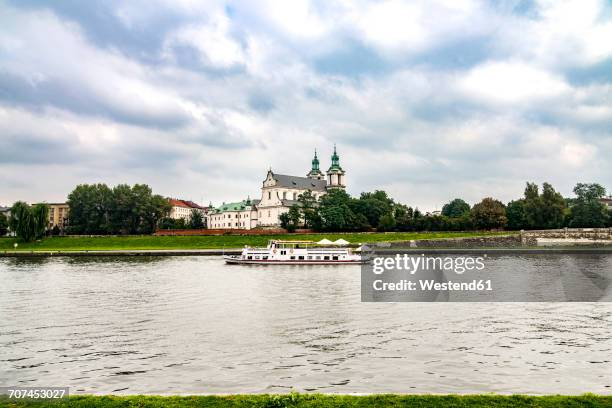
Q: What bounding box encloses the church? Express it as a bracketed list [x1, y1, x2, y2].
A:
[207, 146, 346, 229]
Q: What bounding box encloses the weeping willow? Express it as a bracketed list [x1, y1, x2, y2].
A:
[9, 201, 49, 242]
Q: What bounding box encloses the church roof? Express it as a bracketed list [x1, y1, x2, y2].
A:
[272, 173, 327, 191]
[211, 199, 257, 213]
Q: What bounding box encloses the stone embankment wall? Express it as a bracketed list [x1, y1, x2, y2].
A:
[387, 234, 522, 248]
[385, 228, 612, 248]
[521, 228, 612, 246]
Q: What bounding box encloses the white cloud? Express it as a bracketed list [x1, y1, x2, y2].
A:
[258, 0, 331, 39]
[164, 11, 246, 68]
[0, 1, 611, 210]
[345, 0, 492, 55]
[494, 0, 612, 69]
[0, 6, 193, 127]
[456, 61, 571, 105]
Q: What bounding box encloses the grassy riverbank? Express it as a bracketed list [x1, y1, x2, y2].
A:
[0, 231, 512, 252]
[1, 394, 610, 408]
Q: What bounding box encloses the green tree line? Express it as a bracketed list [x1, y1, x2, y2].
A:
[66, 183, 170, 235]
[281, 182, 612, 232]
[3, 181, 610, 239]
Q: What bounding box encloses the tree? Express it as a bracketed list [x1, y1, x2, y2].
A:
[288, 205, 301, 227]
[378, 213, 396, 231]
[318, 189, 359, 231]
[568, 183, 608, 227]
[540, 182, 566, 229]
[67, 183, 112, 234]
[174, 218, 187, 230]
[471, 198, 507, 230]
[441, 198, 470, 218]
[158, 217, 177, 230]
[520, 182, 566, 229]
[0, 212, 8, 236]
[506, 199, 526, 230]
[189, 210, 204, 229]
[31, 204, 49, 239]
[522, 182, 543, 229]
[351, 190, 394, 229]
[279, 212, 294, 232]
[319, 205, 350, 231]
[67, 183, 169, 235]
[298, 190, 320, 229]
[9, 201, 35, 242]
[279, 205, 301, 232]
[9, 201, 49, 242]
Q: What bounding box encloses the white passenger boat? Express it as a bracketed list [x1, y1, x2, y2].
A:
[224, 240, 367, 265]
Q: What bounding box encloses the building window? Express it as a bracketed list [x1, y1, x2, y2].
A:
[268, 191, 271, 199]
[293, 193, 297, 200]
[283, 192, 286, 199]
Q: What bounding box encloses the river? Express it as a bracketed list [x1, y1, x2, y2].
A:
[1, 255, 610, 395]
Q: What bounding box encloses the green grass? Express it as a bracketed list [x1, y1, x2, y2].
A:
[0, 231, 514, 252]
[0, 394, 610, 408]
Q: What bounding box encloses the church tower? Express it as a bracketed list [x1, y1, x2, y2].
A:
[326, 145, 346, 190]
[307, 149, 325, 180]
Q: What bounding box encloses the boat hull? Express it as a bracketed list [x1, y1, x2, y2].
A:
[223, 255, 367, 265]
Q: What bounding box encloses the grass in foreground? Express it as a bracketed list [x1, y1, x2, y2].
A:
[0, 231, 513, 252]
[1, 394, 610, 408]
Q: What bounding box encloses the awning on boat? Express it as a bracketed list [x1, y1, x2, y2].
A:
[317, 239, 333, 245]
[333, 239, 350, 246]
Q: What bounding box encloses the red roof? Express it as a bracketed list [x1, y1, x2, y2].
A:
[168, 198, 191, 208]
[183, 200, 207, 210]
[168, 198, 209, 211]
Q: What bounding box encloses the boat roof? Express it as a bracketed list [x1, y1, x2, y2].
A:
[271, 240, 314, 244]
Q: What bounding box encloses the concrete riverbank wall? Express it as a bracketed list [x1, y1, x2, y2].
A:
[384, 228, 612, 248]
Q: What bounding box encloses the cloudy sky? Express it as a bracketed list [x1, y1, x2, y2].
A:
[1, 0, 611, 210]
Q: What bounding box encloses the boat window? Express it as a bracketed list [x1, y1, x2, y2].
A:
[290, 256, 295, 260]
[255, 256, 260, 260]
[324, 256, 329, 260]
[333, 256, 339, 261]
[298, 256, 304, 260]
[263, 256, 268, 260]
[307, 256, 312, 260]
[247, 256, 252, 260]
[280, 250, 286, 255]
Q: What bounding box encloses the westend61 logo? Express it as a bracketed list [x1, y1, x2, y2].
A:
[360, 250, 612, 302]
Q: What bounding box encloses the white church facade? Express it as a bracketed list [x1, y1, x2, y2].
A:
[207, 146, 346, 229]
